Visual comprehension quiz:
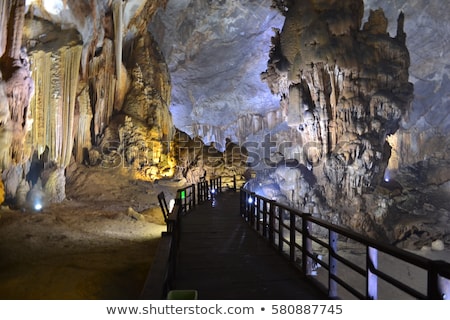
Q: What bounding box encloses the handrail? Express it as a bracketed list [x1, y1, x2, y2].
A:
[240, 187, 450, 300]
[142, 176, 224, 299]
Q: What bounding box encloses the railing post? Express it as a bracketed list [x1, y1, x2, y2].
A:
[278, 208, 283, 253]
[202, 181, 206, 201]
[329, 230, 338, 298]
[289, 209, 296, 263]
[302, 214, 313, 276]
[239, 188, 245, 217]
[233, 175, 237, 191]
[269, 201, 275, 245]
[219, 177, 222, 193]
[255, 197, 260, 232]
[205, 181, 208, 200]
[249, 192, 256, 225]
[428, 261, 447, 299]
[262, 200, 269, 238]
[367, 246, 378, 299]
[192, 184, 196, 207]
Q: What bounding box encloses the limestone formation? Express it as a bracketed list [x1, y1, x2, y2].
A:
[97, 32, 175, 181]
[0, 179, 4, 204]
[0, 0, 170, 204]
[172, 130, 247, 188]
[256, 0, 414, 237]
[0, 0, 446, 247]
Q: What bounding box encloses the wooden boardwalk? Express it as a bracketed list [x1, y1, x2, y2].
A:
[172, 190, 327, 300]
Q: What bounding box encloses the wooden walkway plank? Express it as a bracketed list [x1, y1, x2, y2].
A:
[173, 191, 327, 300]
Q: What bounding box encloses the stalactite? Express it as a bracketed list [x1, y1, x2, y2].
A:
[28, 50, 51, 156]
[89, 39, 116, 141]
[4, 0, 25, 60]
[0, 0, 10, 57]
[113, 0, 123, 107]
[73, 86, 92, 163]
[29, 43, 82, 168]
[1, 0, 34, 166]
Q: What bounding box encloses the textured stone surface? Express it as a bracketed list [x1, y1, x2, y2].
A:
[0, 0, 170, 204]
[149, 0, 449, 165]
[0, 0, 447, 245]
[149, 0, 285, 145]
[363, 0, 450, 170]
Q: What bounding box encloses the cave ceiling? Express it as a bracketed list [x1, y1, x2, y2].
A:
[149, 0, 450, 144]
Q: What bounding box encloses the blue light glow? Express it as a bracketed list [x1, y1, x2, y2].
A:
[384, 169, 390, 182]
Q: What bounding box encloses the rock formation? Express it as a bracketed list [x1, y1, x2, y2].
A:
[254, 0, 413, 238]
[0, 0, 35, 201]
[363, 0, 450, 170]
[0, 0, 447, 247]
[172, 130, 248, 188]
[0, 0, 173, 206]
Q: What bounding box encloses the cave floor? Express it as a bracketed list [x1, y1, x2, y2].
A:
[0, 166, 180, 299]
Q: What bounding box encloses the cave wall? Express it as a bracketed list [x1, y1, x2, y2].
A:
[264, 0, 413, 204]
[0, 0, 173, 206]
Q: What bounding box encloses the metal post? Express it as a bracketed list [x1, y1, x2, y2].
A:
[262, 200, 269, 238]
[302, 214, 313, 276]
[255, 197, 260, 232]
[278, 208, 283, 253]
[367, 246, 378, 299]
[428, 261, 444, 299]
[329, 230, 338, 298]
[240, 189, 245, 217]
[192, 184, 196, 207]
[250, 192, 256, 225]
[269, 201, 275, 244]
[289, 210, 296, 263]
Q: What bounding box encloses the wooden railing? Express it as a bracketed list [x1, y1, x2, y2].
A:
[240, 188, 450, 300]
[141, 176, 223, 299]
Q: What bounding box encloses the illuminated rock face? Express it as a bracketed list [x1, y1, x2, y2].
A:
[269, 0, 412, 191]
[0, 0, 447, 244]
[364, 0, 450, 170]
[0, 0, 171, 205]
[100, 32, 175, 181]
[0, 1, 35, 202]
[249, 0, 413, 238]
[172, 130, 248, 188]
[149, 0, 285, 146]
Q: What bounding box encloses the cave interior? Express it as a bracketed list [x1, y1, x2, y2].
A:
[0, 0, 448, 299]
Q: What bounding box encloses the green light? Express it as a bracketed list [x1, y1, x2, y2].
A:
[180, 190, 186, 199]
